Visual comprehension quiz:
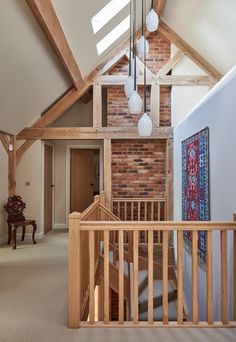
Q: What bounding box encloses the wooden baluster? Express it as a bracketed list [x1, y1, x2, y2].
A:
[131, 202, 134, 221]
[151, 202, 154, 221]
[89, 230, 95, 323]
[104, 230, 109, 324]
[192, 230, 198, 324]
[206, 230, 213, 324]
[221, 230, 228, 324]
[162, 230, 169, 325]
[124, 202, 127, 221]
[158, 202, 161, 243]
[68, 213, 81, 328]
[177, 230, 183, 324]
[148, 230, 154, 324]
[133, 230, 139, 323]
[118, 202, 120, 219]
[119, 230, 124, 324]
[144, 202, 147, 242]
[138, 202, 141, 221]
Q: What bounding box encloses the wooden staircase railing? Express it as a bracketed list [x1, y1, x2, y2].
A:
[69, 193, 236, 328]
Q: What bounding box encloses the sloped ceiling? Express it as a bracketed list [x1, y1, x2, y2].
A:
[0, 0, 235, 135]
[51, 0, 148, 77]
[0, 0, 70, 134]
[162, 0, 236, 74]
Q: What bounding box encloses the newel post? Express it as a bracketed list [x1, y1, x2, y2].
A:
[68, 212, 81, 328]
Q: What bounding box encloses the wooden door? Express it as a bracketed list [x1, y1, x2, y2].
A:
[70, 149, 95, 213]
[44, 144, 53, 234]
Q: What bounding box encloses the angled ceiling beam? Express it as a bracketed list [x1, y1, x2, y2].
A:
[158, 20, 222, 81]
[26, 0, 84, 88]
[0, 132, 10, 154]
[155, 0, 166, 15]
[157, 50, 185, 76]
[16, 45, 129, 164]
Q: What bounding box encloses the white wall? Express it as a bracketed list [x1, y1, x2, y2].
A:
[163, 0, 236, 74]
[171, 44, 209, 127]
[174, 66, 236, 320]
[16, 141, 43, 238]
[0, 144, 8, 242]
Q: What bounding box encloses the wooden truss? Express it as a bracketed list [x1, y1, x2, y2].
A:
[3, 0, 223, 196]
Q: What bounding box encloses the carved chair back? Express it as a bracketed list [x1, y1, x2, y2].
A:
[4, 196, 26, 224]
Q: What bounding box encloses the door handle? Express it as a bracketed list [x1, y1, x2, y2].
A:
[90, 183, 94, 186]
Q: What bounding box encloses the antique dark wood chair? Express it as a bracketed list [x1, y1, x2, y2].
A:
[4, 195, 37, 250]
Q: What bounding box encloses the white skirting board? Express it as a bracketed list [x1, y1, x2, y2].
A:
[53, 223, 68, 229]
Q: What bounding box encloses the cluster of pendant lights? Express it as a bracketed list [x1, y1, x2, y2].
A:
[124, 0, 159, 136]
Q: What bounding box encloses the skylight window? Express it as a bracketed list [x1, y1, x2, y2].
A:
[91, 0, 130, 34]
[96, 15, 130, 55]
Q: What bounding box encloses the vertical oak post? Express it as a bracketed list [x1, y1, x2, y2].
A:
[68, 212, 81, 328]
[192, 230, 198, 324]
[133, 230, 139, 323]
[162, 230, 169, 325]
[89, 230, 95, 323]
[221, 230, 228, 324]
[148, 230, 154, 324]
[165, 138, 173, 221]
[104, 230, 110, 324]
[104, 138, 112, 210]
[206, 230, 213, 324]
[177, 230, 183, 324]
[119, 230, 124, 323]
[93, 83, 102, 127]
[8, 135, 16, 196]
[150, 83, 160, 126]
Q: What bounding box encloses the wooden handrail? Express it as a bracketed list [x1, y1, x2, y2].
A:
[79, 221, 236, 231]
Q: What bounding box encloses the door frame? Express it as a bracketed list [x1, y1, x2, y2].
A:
[42, 141, 55, 236]
[65, 144, 103, 227]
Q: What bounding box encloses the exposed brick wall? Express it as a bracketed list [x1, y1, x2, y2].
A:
[112, 140, 166, 198]
[107, 31, 171, 128]
[108, 32, 170, 201]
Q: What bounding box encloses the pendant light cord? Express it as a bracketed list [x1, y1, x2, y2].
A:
[141, 0, 144, 36]
[129, 0, 132, 76]
[134, 0, 137, 90]
[151, 0, 154, 9]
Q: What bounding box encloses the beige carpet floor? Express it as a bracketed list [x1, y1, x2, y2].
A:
[0, 230, 236, 342]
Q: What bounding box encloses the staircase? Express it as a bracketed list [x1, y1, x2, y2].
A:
[68, 192, 236, 329]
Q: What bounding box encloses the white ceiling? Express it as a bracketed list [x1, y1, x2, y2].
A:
[0, 0, 236, 135]
[162, 0, 236, 74]
[0, 0, 70, 134]
[51, 0, 150, 77]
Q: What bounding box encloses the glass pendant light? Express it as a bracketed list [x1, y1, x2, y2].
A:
[128, 0, 142, 114]
[138, 0, 152, 136]
[146, 0, 159, 32]
[137, 0, 149, 58]
[124, 0, 134, 98]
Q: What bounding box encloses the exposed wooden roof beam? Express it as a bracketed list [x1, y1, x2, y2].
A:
[26, 0, 84, 88]
[0, 132, 10, 154]
[98, 74, 214, 86]
[158, 20, 222, 81]
[17, 127, 173, 141]
[157, 50, 185, 76]
[155, 0, 166, 15]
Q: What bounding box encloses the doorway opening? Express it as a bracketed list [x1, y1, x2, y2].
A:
[70, 148, 100, 213]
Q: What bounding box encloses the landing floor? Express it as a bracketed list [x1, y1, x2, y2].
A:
[0, 230, 235, 342]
